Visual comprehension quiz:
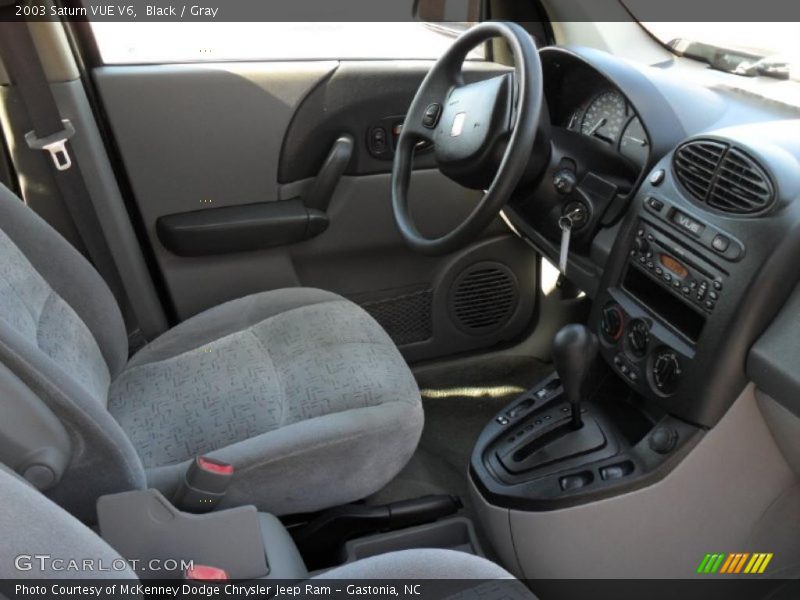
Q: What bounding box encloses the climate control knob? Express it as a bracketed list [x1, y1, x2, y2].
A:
[652, 349, 681, 395]
[600, 303, 624, 342]
[626, 319, 650, 358]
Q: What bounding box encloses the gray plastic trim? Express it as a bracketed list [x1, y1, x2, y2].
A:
[257, 513, 309, 580]
[97, 489, 269, 579]
[748, 282, 800, 419]
[93, 62, 337, 321]
[757, 389, 800, 476]
[342, 517, 483, 564]
[0, 362, 71, 491]
[52, 80, 169, 338]
[472, 384, 799, 578]
[0, 21, 80, 85]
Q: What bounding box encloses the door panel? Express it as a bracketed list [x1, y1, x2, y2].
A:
[93, 60, 539, 361]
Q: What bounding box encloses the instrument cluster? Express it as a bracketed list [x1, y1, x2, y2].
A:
[565, 89, 650, 168]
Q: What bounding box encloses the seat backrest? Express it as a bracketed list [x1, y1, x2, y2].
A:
[0, 465, 135, 579]
[0, 184, 145, 521]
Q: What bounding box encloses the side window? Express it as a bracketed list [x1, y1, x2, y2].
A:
[90, 22, 485, 64]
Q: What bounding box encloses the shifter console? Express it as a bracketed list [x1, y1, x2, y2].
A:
[489, 325, 614, 480]
[470, 327, 701, 510]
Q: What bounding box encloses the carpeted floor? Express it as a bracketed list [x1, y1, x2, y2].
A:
[368, 354, 552, 556]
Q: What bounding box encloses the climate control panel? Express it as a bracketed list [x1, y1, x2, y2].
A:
[597, 295, 694, 400]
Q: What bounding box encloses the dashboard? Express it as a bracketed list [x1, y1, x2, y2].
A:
[503, 45, 800, 429]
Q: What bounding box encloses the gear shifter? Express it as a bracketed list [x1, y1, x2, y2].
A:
[552, 324, 599, 430]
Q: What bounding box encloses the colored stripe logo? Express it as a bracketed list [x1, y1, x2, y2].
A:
[697, 553, 773, 574]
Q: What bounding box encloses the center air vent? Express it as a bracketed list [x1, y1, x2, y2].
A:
[449, 262, 519, 334]
[673, 140, 774, 215]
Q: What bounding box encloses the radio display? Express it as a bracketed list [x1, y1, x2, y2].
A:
[660, 254, 689, 279]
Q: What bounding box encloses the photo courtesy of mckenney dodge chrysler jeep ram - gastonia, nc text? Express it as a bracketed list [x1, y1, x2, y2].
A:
[0, 0, 798, 599]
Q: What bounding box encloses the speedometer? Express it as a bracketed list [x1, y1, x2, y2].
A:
[580, 91, 628, 145]
[620, 117, 649, 167]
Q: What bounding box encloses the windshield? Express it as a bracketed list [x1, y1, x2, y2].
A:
[629, 20, 799, 81]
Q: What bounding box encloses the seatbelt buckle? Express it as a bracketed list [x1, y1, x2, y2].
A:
[184, 564, 230, 582]
[24, 119, 75, 171]
[173, 456, 234, 513]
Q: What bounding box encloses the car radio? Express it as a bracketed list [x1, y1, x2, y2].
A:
[626, 220, 726, 317]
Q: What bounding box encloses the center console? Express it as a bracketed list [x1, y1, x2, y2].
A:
[471, 133, 796, 512]
[593, 191, 747, 422]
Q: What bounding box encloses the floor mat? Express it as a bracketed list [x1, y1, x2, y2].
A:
[368, 354, 552, 556]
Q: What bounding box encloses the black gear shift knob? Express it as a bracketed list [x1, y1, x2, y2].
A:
[552, 324, 598, 429]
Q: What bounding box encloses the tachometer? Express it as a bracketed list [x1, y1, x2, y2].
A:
[580, 91, 628, 144]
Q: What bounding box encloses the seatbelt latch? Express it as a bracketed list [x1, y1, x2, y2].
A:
[25, 119, 75, 171]
[173, 456, 234, 513]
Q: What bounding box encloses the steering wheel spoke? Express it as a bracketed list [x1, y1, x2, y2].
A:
[391, 22, 544, 256]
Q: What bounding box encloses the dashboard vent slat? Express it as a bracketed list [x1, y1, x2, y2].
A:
[673, 140, 775, 216]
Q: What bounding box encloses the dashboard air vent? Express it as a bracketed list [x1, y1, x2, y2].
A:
[673, 140, 774, 215]
[450, 263, 518, 333]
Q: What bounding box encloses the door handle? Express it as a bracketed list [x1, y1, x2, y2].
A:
[303, 134, 354, 211]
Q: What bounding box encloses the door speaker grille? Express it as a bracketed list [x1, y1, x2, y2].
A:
[450, 263, 519, 334]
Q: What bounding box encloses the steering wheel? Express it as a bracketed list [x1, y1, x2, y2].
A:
[391, 21, 543, 256]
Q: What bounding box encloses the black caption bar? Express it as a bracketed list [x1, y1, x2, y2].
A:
[2, 579, 800, 600]
[1, 0, 800, 22]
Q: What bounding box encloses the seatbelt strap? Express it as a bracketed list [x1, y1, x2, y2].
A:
[0, 18, 127, 304]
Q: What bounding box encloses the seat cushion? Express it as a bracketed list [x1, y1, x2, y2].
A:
[322, 548, 518, 579]
[321, 549, 536, 599]
[109, 288, 423, 515]
[312, 548, 536, 600]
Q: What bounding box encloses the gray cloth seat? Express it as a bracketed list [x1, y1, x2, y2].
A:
[110, 288, 424, 514]
[0, 184, 423, 520]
